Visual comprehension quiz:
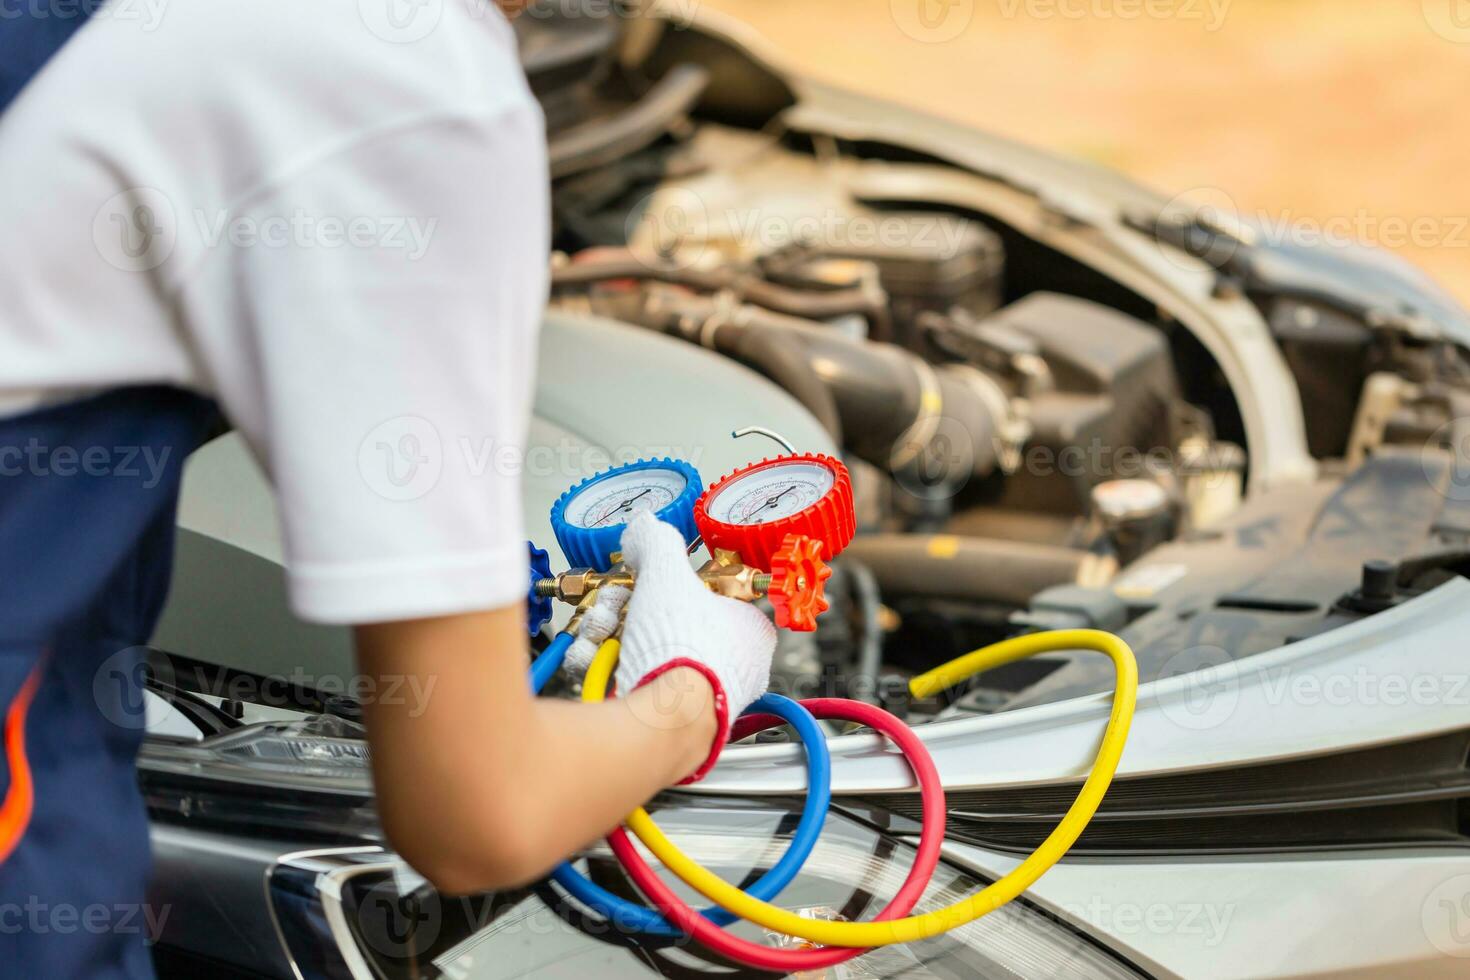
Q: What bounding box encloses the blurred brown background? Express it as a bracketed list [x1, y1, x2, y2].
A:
[702, 0, 1470, 305]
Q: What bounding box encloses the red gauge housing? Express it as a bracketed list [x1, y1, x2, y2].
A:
[693, 454, 856, 571]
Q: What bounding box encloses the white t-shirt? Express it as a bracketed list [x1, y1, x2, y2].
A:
[0, 0, 550, 625]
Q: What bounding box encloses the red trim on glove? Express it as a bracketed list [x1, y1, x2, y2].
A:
[632, 658, 729, 785]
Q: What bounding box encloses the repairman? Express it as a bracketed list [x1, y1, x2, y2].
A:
[0, 2, 776, 976]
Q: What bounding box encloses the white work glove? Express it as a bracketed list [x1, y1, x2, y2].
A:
[615, 511, 777, 783]
[561, 583, 631, 676]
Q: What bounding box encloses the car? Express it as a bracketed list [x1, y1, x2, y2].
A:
[136, 6, 1470, 978]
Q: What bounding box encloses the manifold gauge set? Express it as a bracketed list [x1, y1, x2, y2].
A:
[521, 446, 1137, 970]
[529, 452, 856, 635]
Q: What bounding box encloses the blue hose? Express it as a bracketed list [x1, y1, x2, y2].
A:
[529, 632, 574, 693]
[528, 646, 831, 937]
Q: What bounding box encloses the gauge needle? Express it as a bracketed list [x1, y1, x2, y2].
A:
[594, 488, 652, 527]
[745, 486, 796, 523]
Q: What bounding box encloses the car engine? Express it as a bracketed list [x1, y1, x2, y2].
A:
[524, 11, 1470, 721]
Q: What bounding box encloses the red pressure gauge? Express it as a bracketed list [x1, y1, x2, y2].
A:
[693, 454, 856, 572]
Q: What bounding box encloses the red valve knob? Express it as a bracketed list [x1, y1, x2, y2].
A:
[767, 534, 832, 632]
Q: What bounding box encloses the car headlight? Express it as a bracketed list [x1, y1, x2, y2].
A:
[267, 796, 1144, 979]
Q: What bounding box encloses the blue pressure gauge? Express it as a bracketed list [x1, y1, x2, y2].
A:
[550, 458, 703, 571]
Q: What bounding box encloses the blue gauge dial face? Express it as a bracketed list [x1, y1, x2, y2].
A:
[704, 460, 835, 525]
[563, 467, 688, 529]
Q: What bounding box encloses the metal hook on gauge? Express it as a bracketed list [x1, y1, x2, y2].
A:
[732, 426, 796, 455]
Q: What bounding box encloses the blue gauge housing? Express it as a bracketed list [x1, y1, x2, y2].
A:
[550, 458, 703, 571]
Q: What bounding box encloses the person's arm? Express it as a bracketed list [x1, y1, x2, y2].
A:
[356, 606, 716, 894]
[193, 30, 778, 893]
[356, 512, 776, 894]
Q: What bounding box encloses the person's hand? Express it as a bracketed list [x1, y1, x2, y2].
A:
[614, 512, 777, 783]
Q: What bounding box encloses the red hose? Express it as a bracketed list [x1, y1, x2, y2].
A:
[606, 697, 946, 971]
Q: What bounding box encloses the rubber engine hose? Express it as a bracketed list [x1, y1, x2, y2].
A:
[842, 534, 1117, 606]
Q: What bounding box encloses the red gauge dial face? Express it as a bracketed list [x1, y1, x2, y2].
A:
[694, 454, 855, 572]
[701, 459, 836, 526]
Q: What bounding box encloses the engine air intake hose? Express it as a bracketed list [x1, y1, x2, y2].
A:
[842, 534, 1117, 606]
[597, 282, 1007, 485]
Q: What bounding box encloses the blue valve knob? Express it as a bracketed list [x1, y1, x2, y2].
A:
[526, 541, 554, 636]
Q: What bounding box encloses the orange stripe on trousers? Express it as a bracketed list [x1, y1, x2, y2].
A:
[0, 662, 44, 865]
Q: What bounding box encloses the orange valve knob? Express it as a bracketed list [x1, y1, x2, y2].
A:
[767, 534, 832, 632]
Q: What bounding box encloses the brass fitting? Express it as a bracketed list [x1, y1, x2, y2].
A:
[540, 568, 631, 604]
[696, 548, 773, 602]
[564, 558, 632, 635]
[533, 549, 776, 610]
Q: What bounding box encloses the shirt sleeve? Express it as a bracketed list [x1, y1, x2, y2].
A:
[208, 102, 550, 625]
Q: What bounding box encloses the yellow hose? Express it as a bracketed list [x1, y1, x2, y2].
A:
[585, 628, 1138, 947]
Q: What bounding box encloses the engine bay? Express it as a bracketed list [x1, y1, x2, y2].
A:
[527, 13, 1470, 722]
[141, 11, 1470, 737]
